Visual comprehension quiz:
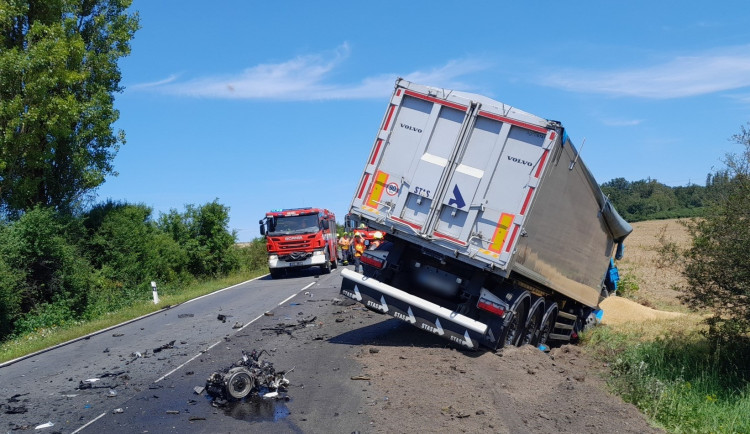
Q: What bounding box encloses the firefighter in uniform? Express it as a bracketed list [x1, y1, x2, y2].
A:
[353, 232, 365, 272]
[338, 233, 351, 265]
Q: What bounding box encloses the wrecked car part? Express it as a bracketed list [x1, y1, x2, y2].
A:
[204, 349, 290, 403]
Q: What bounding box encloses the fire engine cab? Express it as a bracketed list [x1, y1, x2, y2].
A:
[260, 207, 338, 278]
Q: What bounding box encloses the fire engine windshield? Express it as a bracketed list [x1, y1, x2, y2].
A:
[267, 214, 320, 235]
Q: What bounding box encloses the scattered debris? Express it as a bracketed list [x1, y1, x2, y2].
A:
[217, 314, 227, 323]
[5, 406, 28, 414]
[34, 421, 54, 429]
[153, 340, 176, 353]
[112, 408, 124, 414]
[204, 349, 291, 407]
[8, 393, 28, 403]
[232, 322, 243, 329]
[350, 376, 371, 381]
[107, 389, 118, 398]
[263, 311, 274, 316]
[166, 410, 180, 415]
[369, 348, 380, 354]
[112, 333, 124, 337]
[189, 416, 206, 421]
[194, 386, 205, 395]
[178, 313, 194, 318]
[260, 316, 317, 336]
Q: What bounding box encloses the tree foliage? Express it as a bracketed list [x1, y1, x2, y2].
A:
[158, 200, 240, 277]
[601, 177, 712, 222]
[0, 0, 139, 218]
[682, 123, 750, 338]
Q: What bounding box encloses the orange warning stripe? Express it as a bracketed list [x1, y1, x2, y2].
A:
[366, 171, 389, 209]
[489, 213, 514, 253]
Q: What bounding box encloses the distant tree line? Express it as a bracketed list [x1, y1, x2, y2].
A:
[600, 174, 730, 222]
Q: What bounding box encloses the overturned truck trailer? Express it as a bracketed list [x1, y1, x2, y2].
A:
[341, 79, 632, 350]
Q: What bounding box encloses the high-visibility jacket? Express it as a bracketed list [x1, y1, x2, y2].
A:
[338, 237, 351, 249]
[353, 239, 365, 256]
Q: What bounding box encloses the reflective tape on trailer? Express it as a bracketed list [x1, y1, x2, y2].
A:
[489, 213, 515, 253]
[366, 170, 389, 209]
[340, 269, 487, 349]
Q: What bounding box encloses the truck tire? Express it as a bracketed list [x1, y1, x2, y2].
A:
[269, 269, 283, 279]
[499, 303, 527, 348]
[536, 303, 558, 348]
[520, 304, 543, 347]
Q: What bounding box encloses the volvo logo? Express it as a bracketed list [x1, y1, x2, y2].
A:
[400, 123, 423, 133]
[507, 156, 533, 167]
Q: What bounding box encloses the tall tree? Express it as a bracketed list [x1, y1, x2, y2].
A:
[682, 123, 750, 339]
[0, 0, 139, 218]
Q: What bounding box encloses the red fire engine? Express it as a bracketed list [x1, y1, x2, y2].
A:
[259, 207, 338, 278]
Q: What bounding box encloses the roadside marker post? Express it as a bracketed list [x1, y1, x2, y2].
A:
[151, 281, 159, 304]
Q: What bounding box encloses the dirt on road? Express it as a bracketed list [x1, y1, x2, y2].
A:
[347, 219, 691, 433]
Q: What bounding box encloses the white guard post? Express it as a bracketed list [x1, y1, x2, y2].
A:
[151, 281, 159, 304]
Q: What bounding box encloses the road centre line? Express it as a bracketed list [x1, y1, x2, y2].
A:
[71, 411, 106, 434]
[154, 279, 317, 383]
[77, 277, 325, 433]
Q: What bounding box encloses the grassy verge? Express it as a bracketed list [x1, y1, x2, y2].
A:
[583, 315, 750, 433]
[0, 269, 268, 364]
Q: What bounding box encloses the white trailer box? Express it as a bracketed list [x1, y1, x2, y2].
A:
[341, 79, 631, 350]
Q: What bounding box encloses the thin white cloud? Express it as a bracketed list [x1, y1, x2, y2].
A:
[130, 44, 489, 101]
[128, 74, 179, 90]
[541, 45, 750, 99]
[601, 118, 643, 127]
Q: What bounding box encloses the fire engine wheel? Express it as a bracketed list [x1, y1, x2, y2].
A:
[269, 269, 283, 279]
[321, 255, 332, 274]
[225, 367, 254, 400]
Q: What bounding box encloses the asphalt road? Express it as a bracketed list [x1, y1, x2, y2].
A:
[1, 265, 397, 433]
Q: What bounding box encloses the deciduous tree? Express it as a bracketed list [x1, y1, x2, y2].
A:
[0, 0, 139, 218]
[682, 123, 750, 338]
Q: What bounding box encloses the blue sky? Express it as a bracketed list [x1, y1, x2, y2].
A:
[97, 1, 750, 241]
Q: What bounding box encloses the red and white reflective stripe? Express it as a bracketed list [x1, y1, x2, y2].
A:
[520, 187, 534, 215]
[403, 89, 468, 111]
[534, 149, 549, 178]
[433, 231, 467, 246]
[478, 110, 547, 134]
[505, 224, 520, 253]
[390, 216, 422, 230]
[370, 139, 383, 165]
[357, 172, 371, 200]
[383, 105, 396, 131]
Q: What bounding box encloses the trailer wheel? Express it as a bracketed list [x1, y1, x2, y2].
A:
[520, 306, 543, 347]
[536, 303, 558, 348]
[499, 303, 526, 348]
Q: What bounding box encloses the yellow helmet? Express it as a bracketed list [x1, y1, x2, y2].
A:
[373, 231, 383, 239]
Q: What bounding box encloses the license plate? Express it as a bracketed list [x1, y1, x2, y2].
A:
[290, 262, 303, 267]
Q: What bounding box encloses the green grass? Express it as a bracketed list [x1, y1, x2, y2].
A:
[584, 323, 750, 433]
[0, 269, 268, 364]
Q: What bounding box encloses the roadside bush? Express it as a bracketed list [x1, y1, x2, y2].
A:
[158, 200, 239, 277]
[682, 124, 750, 340]
[83, 201, 189, 309]
[616, 271, 640, 299]
[0, 207, 94, 338]
[235, 238, 269, 272]
[0, 252, 24, 339]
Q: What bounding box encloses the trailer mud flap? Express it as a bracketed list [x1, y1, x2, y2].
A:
[340, 268, 488, 350]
